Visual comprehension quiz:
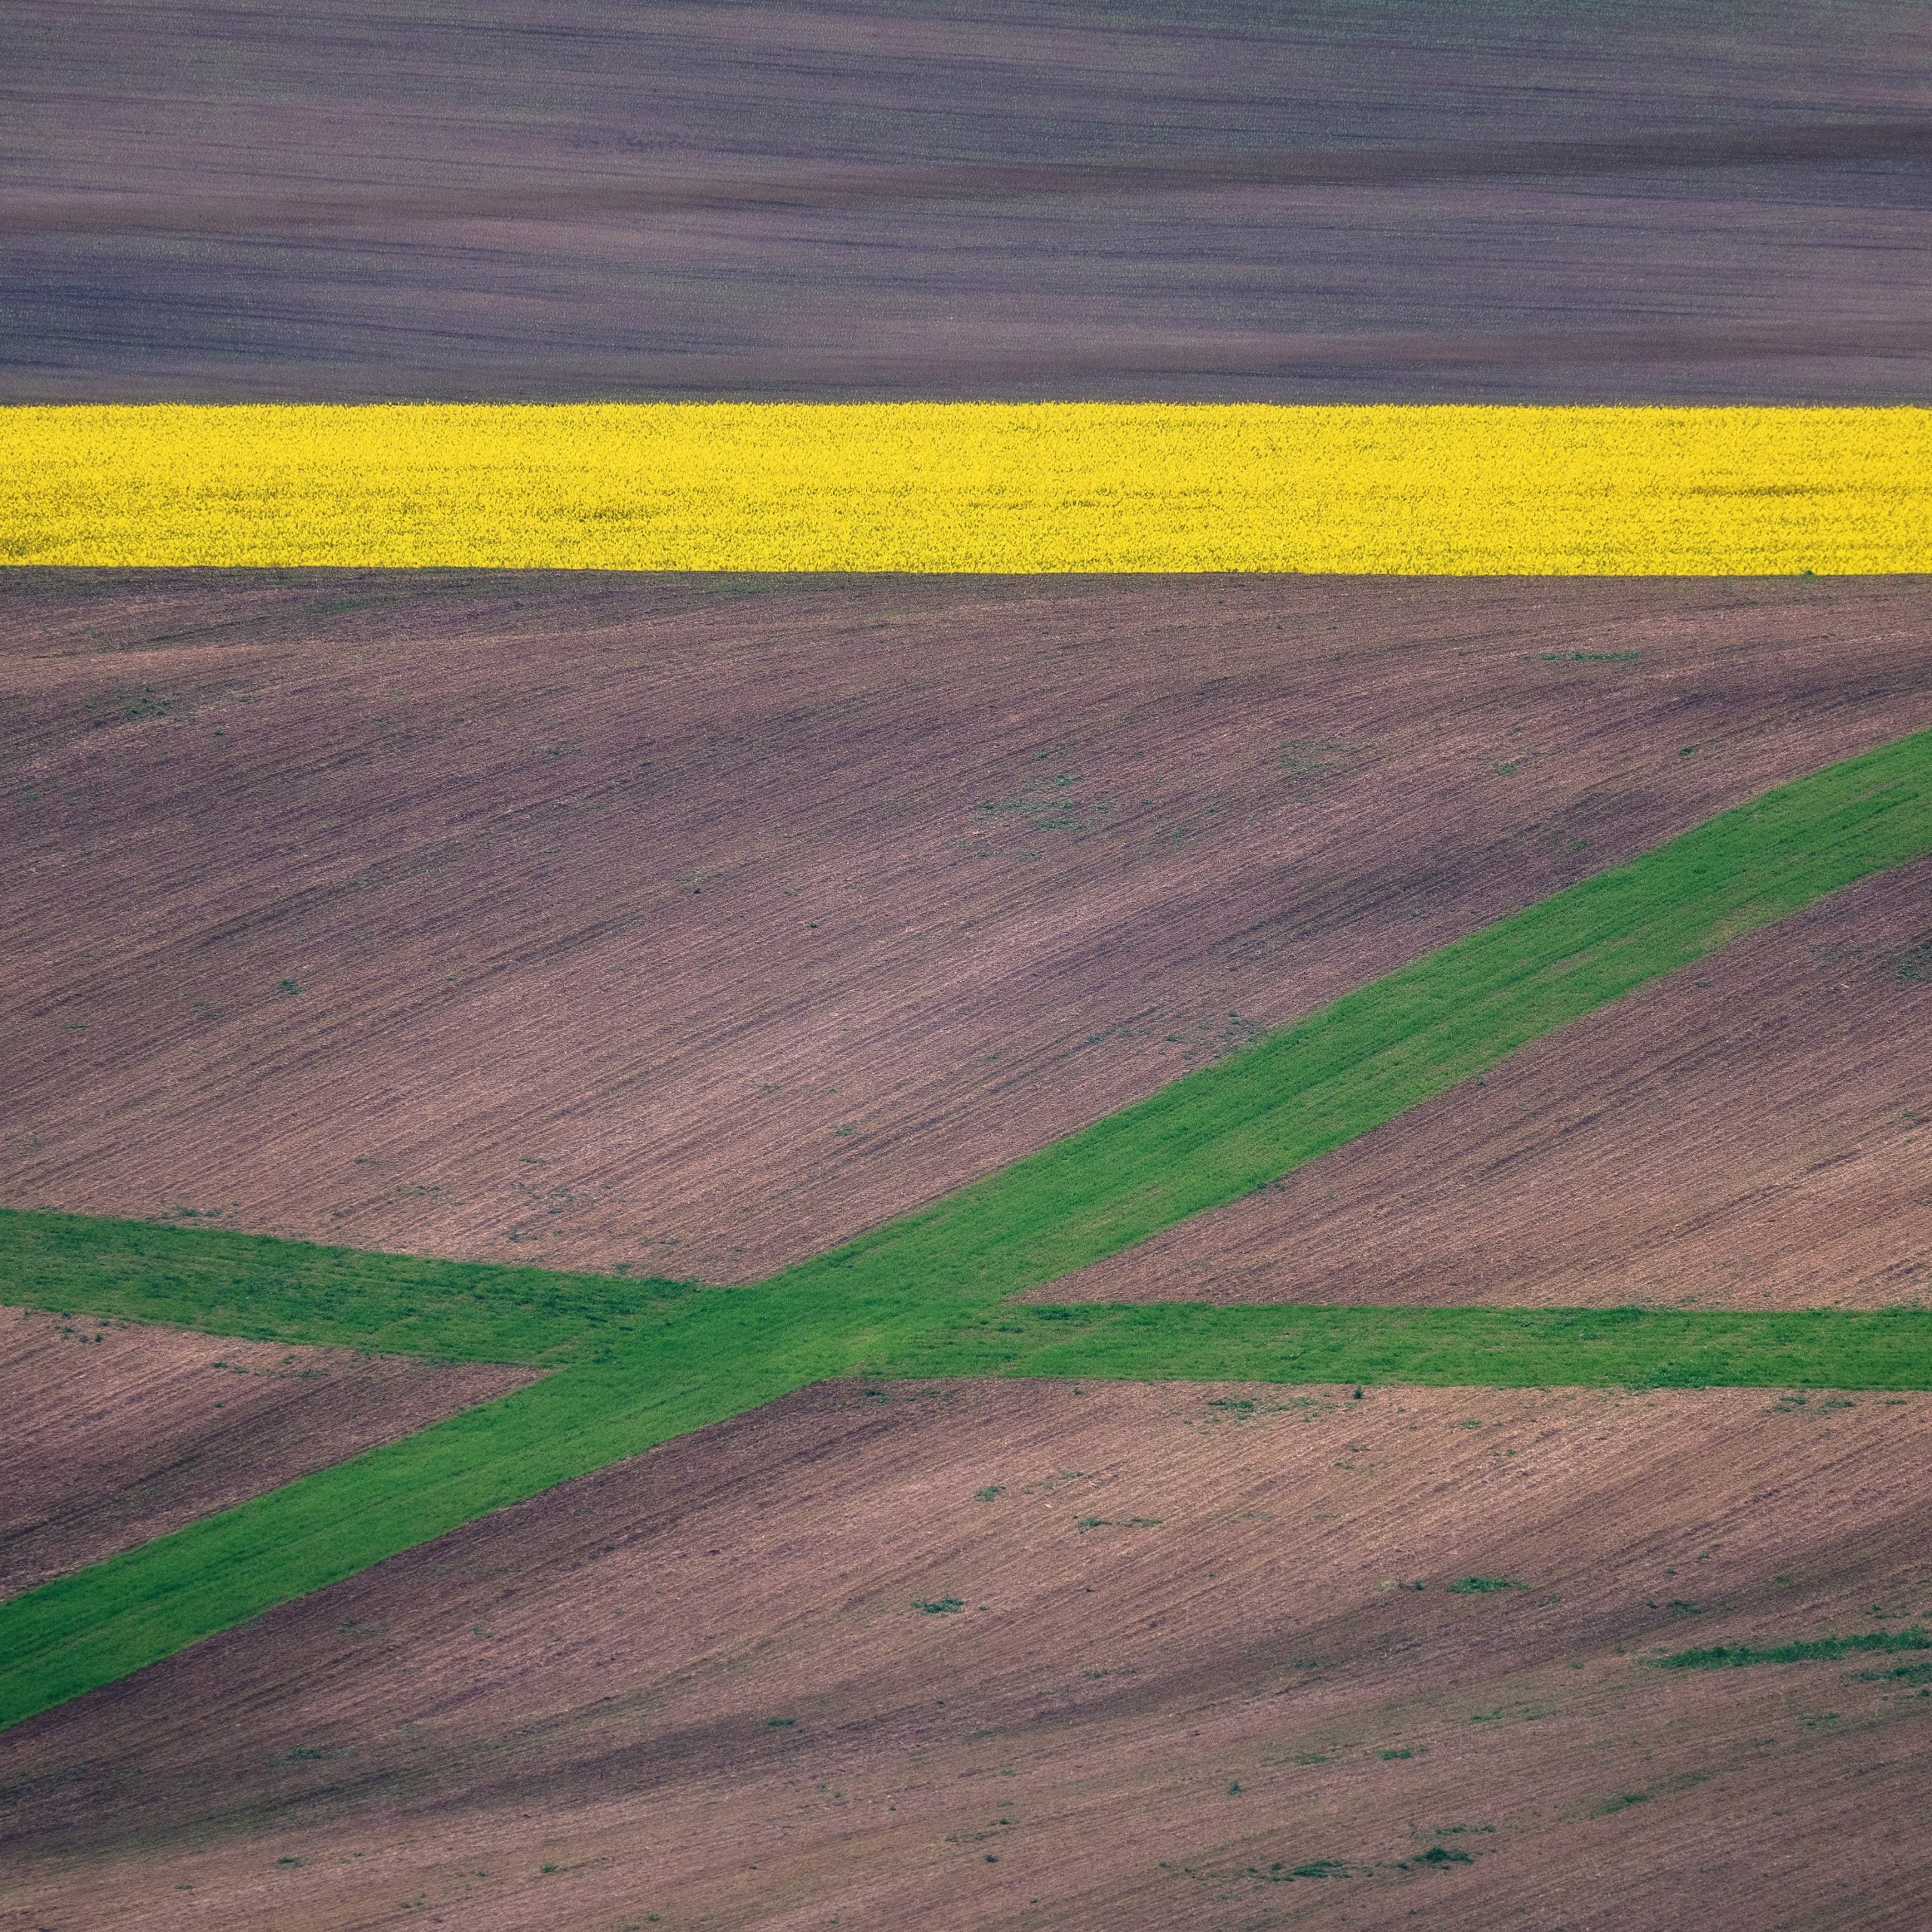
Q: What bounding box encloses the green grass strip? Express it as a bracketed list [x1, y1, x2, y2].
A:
[0, 1208, 691, 1365]
[5, 724, 1932, 1730]
[12, 724, 1932, 1356]
[1650, 1629, 1932, 1669]
[870, 1303, 1932, 1391]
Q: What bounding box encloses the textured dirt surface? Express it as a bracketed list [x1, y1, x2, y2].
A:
[5, 1377, 1930, 1930]
[1056, 857, 1932, 1313]
[0, 1307, 533, 1599]
[4, 571, 1928, 1282]
[5, 2, 1930, 401]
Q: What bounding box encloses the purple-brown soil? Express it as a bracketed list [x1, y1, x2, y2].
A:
[4, 571, 1927, 1282]
[0, 1306, 532, 1598]
[4, 2, 1930, 402]
[1054, 857, 1932, 1312]
[4, 1378, 1928, 1929]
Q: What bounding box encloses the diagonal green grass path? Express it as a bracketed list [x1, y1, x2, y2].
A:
[5, 723, 1932, 1730]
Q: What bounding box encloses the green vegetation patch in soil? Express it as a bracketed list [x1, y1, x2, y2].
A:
[1650, 1629, 1932, 1669]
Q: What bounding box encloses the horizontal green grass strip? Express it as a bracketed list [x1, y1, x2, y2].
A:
[0, 1207, 690, 1365]
[5, 724, 1932, 1730]
[11, 1294, 1932, 1733]
[872, 1303, 1932, 1390]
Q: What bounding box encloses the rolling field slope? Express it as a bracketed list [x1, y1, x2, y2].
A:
[1059, 855, 1932, 1312]
[6, 2, 1929, 404]
[7, 571, 1928, 1281]
[0, 1306, 531, 1598]
[9, 578, 1927, 1927]
[7, 1378, 1932, 1930]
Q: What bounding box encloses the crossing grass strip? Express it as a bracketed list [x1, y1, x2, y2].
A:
[5, 722, 1932, 1730]
[3, 402, 1928, 573]
[10, 1287, 1932, 1734]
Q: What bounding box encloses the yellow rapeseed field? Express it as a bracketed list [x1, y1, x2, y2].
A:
[1, 402, 1925, 573]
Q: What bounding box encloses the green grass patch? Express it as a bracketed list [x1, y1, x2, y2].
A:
[1650, 1629, 1932, 1670]
[1847, 1660, 1932, 1684]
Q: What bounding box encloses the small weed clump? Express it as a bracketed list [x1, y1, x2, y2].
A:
[1848, 1660, 1932, 1684]
[1247, 1857, 1352, 1882]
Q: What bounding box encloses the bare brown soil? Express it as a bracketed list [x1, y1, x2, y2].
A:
[5, 2, 1930, 401]
[5, 1378, 1930, 1929]
[4, 572, 1927, 1283]
[1056, 857, 1932, 1312]
[0, 1307, 531, 1599]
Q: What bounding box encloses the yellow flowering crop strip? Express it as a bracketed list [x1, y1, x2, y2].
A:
[2, 402, 1926, 574]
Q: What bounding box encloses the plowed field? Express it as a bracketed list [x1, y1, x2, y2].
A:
[5, 571, 1928, 1281]
[0, 1306, 532, 1599]
[6, 1379, 1930, 1929]
[1059, 856, 1932, 1312]
[6, 2, 1929, 403]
